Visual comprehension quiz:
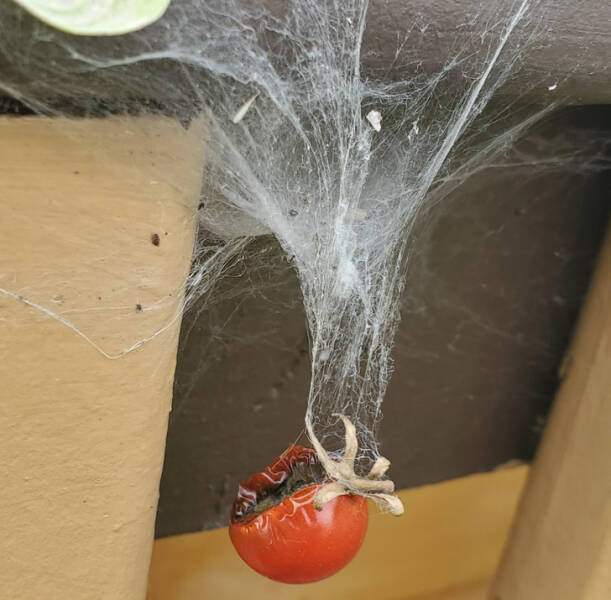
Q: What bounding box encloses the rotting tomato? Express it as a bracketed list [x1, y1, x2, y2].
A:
[228, 445, 368, 584]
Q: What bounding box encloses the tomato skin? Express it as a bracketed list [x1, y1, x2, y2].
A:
[229, 446, 368, 584]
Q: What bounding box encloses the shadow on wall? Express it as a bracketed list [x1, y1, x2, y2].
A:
[156, 105, 611, 538]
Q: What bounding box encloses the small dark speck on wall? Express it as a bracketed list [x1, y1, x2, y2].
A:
[151, 233, 160, 246]
[136, 304, 143, 312]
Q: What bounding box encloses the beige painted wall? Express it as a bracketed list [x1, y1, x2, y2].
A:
[0, 116, 205, 599]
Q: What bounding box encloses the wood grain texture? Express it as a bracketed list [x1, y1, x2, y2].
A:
[410, 580, 489, 600]
[492, 229, 611, 600]
[0, 115, 205, 600]
[148, 466, 528, 600]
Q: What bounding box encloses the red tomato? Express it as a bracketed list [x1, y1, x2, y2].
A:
[229, 445, 368, 584]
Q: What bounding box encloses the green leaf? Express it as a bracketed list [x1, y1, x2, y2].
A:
[12, 0, 172, 36]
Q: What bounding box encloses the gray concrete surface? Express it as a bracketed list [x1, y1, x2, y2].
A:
[362, 0, 610, 104]
[157, 105, 611, 536]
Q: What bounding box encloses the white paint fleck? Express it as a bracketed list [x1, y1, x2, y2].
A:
[232, 94, 258, 124]
[408, 119, 420, 143]
[366, 110, 382, 132]
[548, 83, 558, 91]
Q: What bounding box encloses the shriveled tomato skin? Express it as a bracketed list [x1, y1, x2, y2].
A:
[228, 446, 368, 584]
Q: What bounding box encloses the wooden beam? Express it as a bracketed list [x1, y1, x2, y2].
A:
[0, 115, 205, 600]
[491, 230, 611, 599]
[147, 466, 528, 600]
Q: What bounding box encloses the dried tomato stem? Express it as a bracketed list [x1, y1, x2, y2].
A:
[306, 413, 404, 515]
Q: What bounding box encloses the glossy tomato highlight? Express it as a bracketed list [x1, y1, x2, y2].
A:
[229, 445, 368, 584]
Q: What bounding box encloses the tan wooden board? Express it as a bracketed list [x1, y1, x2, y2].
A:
[148, 466, 528, 600]
[492, 230, 611, 599]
